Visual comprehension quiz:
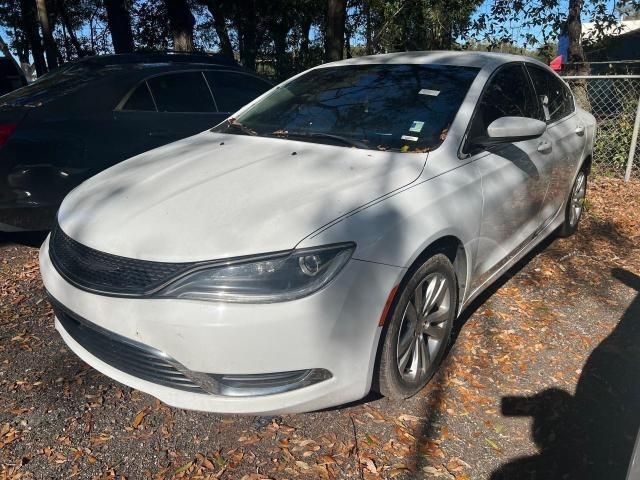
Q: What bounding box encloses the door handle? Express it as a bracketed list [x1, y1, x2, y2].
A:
[537, 141, 552, 153]
[575, 125, 585, 135]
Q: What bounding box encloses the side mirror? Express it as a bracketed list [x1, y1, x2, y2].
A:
[472, 116, 547, 148]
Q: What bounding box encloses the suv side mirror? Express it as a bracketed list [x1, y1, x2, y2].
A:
[471, 116, 547, 148]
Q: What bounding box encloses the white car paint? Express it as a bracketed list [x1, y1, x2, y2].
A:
[40, 51, 596, 413]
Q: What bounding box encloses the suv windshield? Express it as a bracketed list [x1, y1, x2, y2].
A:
[211, 63, 479, 152]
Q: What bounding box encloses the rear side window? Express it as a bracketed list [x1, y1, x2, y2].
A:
[147, 72, 215, 113]
[204, 71, 271, 113]
[465, 63, 542, 151]
[526, 66, 574, 123]
[123, 83, 155, 111]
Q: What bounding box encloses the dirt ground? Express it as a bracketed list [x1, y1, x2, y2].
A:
[1, 177, 639, 480]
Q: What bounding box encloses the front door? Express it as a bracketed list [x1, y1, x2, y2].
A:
[527, 65, 586, 223]
[465, 63, 551, 290]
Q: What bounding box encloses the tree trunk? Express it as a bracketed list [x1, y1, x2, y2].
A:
[104, 0, 135, 54]
[167, 0, 196, 52]
[324, 0, 346, 62]
[299, 18, 312, 69]
[234, 4, 258, 70]
[567, 0, 586, 69]
[364, 1, 372, 55]
[566, 0, 591, 110]
[36, 0, 58, 70]
[205, 0, 234, 58]
[59, 2, 86, 57]
[272, 22, 289, 80]
[19, 0, 46, 75]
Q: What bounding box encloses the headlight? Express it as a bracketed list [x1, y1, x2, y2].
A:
[156, 243, 355, 303]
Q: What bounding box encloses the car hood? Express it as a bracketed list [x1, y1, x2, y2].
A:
[57, 132, 425, 262]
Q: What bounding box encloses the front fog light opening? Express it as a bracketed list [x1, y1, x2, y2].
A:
[196, 368, 332, 397]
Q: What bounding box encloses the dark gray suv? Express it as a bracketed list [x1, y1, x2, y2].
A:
[0, 53, 271, 231]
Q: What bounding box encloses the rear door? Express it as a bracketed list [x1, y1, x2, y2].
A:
[113, 70, 225, 157]
[526, 64, 585, 222]
[144, 70, 225, 142]
[465, 63, 552, 290]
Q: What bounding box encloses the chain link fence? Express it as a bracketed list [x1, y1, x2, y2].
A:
[563, 75, 640, 180]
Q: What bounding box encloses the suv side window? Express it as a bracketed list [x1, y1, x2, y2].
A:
[526, 65, 575, 123]
[465, 63, 542, 153]
[146, 72, 216, 113]
[122, 82, 156, 111]
[204, 71, 271, 113]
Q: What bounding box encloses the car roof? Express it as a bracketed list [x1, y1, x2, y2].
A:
[74, 52, 239, 68]
[320, 50, 549, 71]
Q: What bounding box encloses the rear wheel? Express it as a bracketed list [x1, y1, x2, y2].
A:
[558, 167, 588, 238]
[375, 254, 457, 399]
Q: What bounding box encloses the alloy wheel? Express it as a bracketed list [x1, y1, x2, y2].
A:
[396, 272, 452, 382]
[569, 171, 587, 227]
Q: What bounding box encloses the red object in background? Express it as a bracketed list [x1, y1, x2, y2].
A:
[550, 55, 563, 72]
[0, 124, 16, 146]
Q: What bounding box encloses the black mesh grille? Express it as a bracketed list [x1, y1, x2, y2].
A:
[53, 301, 205, 393]
[49, 223, 196, 295]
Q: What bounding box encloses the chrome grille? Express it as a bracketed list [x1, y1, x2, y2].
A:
[49, 223, 196, 295]
[52, 300, 205, 394]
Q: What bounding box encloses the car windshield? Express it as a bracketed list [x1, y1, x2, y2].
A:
[211, 63, 479, 152]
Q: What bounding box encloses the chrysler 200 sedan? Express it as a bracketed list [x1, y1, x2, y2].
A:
[39, 51, 595, 414]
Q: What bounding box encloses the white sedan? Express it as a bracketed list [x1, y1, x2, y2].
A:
[40, 51, 595, 414]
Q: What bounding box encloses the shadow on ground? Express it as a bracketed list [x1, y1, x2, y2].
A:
[490, 267, 640, 479]
[0, 231, 48, 248]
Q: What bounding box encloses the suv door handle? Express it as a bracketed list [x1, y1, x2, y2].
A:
[575, 125, 585, 135]
[537, 141, 552, 153]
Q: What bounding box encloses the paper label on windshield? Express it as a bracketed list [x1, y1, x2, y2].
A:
[401, 135, 419, 142]
[419, 88, 440, 96]
[409, 121, 424, 133]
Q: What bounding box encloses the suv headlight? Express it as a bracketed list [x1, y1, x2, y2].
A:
[157, 243, 355, 303]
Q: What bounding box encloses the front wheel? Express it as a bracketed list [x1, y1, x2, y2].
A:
[558, 167, 588, 238]
[374, 254, 457, 399]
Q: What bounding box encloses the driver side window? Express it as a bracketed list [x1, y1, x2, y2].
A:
[465, 63, 542, 154]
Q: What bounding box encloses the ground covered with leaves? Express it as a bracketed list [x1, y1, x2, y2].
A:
[1, 177, 639, 480]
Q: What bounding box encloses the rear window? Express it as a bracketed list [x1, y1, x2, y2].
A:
[146, 72, 215, 113]
[0, 60, 111, 107]
[204, 71, 271, 112]
[526, 66, 575, 122]
[0, 58, 26, 96]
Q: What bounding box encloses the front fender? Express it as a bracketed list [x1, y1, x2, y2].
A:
[299, 160, 484, 302]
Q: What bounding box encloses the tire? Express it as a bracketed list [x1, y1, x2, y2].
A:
[375, 253, 458, 399]
[558, 166, 588, 238]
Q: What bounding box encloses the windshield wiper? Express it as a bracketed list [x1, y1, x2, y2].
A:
[275, 131, 368, 149]
[225, 118, 258, 136]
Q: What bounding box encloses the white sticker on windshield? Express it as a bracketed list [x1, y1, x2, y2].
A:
[409, 121, 424, 133]
[419, 89, 440, 96]
[401, 135, 419, 142]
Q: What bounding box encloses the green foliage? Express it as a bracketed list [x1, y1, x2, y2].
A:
[470, 0, 640, 49]
[593, 108, 637, 175]
[590, 90, 639, 175]
[2, 0, 639, 79]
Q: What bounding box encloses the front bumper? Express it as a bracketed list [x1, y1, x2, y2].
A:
[40, 237, 404, 414]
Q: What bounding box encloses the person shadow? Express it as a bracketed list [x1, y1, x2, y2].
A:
[491, 268, 640, 480]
